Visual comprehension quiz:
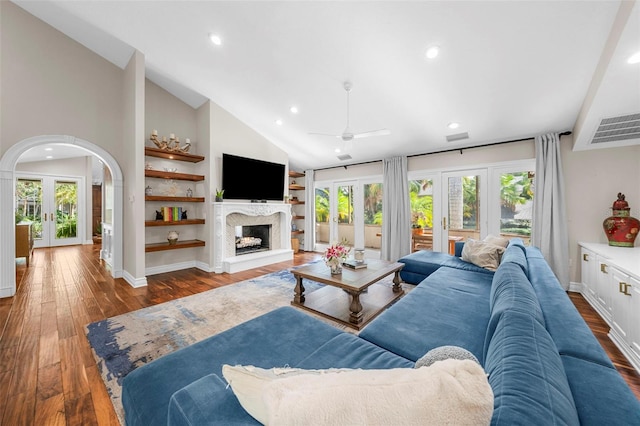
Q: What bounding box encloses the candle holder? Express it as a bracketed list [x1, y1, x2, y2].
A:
[149, 132, 192, 153]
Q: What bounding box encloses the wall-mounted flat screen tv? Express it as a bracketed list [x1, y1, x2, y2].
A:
[222, 153, 285, 201]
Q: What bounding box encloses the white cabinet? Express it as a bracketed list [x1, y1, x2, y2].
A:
[579, 242, 640, 374]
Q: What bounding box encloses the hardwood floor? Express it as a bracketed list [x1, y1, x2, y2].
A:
[1, 245, 638, 425]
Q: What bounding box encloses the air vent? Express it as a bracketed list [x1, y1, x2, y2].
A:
[591, 113, 640, 144]
[337, 154, 352, 161]
[446, 132, 469, 142]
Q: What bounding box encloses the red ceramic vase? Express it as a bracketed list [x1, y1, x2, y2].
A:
[602, 193, 640, 247]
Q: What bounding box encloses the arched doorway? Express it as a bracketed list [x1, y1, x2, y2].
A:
[0, 135, 124, 298]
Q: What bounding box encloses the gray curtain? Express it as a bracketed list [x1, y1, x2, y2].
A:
[303, 169, 315, 251]
[532, 133, 570, 290]
[381, 156, 411, 261]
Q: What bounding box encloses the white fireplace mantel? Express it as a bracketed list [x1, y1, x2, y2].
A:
[213, 202, 293, 273]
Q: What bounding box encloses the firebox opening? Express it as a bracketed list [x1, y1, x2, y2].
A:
[235, 224, 271, 255]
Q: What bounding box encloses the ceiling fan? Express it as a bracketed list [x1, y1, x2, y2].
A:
[309, 81, 390, 142]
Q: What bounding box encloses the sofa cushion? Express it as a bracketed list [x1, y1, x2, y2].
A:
[499, 243, 529, 276]
[484, 234, 510, 248]
[360, 267, 493, 363]
[561, 355, 640, 426]
[399, 249, 493, 284]
[122, 307, 345, 426]
[485, 310, 579, 425]
[526, 247, 614, 368]
[222, 361, 494, 426]
[461, 238, 506, 271]
[168, 374, 258, 426]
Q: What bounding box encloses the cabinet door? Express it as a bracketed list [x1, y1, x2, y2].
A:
[580, 248, 597, 303]
[609, 266, 630, 342]
[628, 275, 640, 362]
[596, 258, 613, 321]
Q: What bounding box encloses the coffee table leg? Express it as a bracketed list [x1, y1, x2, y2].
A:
[348, 291, 363, 324]
[293, 275, 305, 304]
[392, 270, 403, 293]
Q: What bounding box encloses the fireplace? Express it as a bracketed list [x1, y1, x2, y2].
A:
[213, 202, 293, 273]
[235, 224, 271, 255]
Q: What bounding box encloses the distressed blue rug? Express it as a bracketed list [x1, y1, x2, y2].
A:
[85, 264, 333, 424]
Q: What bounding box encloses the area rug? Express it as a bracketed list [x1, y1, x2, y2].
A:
[85, 264, 411, 424]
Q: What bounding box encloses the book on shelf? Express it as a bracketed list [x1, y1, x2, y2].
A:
[343, 259, 367, 269]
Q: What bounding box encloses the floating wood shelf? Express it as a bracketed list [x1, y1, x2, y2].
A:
[145, 195, 205, 202]
[145, 170, 205, 181]
[292, 215, 305, 220]
[145, 239, 206, 252]
[289, 200, 305, 205]
[145, 219, 205, 227]
[145, 147, 205, 163]
[291, 230, 304, 235]
[288, 171, 305, 178]
[289, 184, 305, 190]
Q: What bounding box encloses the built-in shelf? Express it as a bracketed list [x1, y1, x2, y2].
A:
[145, 219, 205, 227]
[145, 147, 205, 163]
[145, 195, 205, 202]
[292, 215, 305, 220]
[288, 171, 305, 178]
[289, 200, 305, 205]
[289, 184, 305, 190]
[145, 239, 206, 252]
[145, 169, 205, 181]
[291, 230, 304, 235]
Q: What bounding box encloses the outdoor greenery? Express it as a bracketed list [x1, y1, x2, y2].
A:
[410, 180, 433, 229]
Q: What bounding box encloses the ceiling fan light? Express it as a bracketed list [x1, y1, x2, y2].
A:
[448, 122, 460, 129]
[425, 46, 440, 59]
[290, 106, 299, 114]
[275, 119, 283, 126]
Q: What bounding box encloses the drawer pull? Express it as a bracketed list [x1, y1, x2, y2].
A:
[621, 282, 631, 296]
[600, 264, 608, 274]
[583, 253, 589, 262]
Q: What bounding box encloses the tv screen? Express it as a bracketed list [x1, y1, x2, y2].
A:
[222, 153, 285, 201]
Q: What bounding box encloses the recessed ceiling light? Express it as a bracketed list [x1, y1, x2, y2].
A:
[209, 33, 222, 46]
[425, 46, 440, 59]
[46, 155, 53, 159]
[335, 148, 341, 153]
[44, 147, 53, 151]
[275, 119, 283, 126]
[290, 106, 299, 114]
[628, 51, 640, 64]
[448, 122, 460, 129]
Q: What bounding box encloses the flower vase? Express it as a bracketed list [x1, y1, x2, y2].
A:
[330, 262, 342, 275]
[603, 193, 640, 247]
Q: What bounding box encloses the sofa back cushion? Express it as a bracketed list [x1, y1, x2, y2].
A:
[499, 244, 529, 276]
[485, 310, 579, 425]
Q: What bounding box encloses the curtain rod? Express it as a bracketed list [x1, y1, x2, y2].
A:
[313, 131, 572, 172]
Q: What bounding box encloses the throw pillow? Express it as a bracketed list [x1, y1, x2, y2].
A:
[461, 238, 505, 271]
[415, 345, 479, 368]
[222, 361, 494, 426]
[483, 234, 509, 248]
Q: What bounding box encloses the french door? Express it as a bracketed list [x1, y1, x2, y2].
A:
[440, 169, 487, 253]
[15, 174, 84, 248]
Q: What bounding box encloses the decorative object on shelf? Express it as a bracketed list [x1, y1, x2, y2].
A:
[155, 210, 163, 220]
[186, 187, 193, 198]
[284, 195, 289, 203]
[292, 223, 297, 231]
[291, 196, 298, 202]
[181, 210, 188, 220]
[145, 162, 154, 170]
[160, 180, 179, 196]
[291, 180, 296, 185]
[164, 167, 178, 173]
[323, 241, 350, 275]
[149, 131, 193, 153]
[167, 230, 179, 245]
[215, 188, 225, 202]
[603, 193, 639, 247]
[354, 248, 365, 263]
[145, 185, 153, 196]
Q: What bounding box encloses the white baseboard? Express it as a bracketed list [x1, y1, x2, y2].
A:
[568, 281, 583, 293]
[123, 270, 148, 288]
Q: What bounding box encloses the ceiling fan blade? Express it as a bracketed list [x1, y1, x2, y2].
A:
[308, 132, 342, 139]
[353, 129, 391, 139]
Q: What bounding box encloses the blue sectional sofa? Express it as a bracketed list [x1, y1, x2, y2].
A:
[122, 239, 640, 425]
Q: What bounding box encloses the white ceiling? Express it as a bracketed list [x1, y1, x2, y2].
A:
[13, 1, 640, 170]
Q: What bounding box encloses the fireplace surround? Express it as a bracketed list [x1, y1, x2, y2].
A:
[213, 202, 293, 273]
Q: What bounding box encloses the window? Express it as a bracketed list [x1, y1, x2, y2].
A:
[363, 182, 383, 249]
[409, 179, 433, 230]
[499, 171, 534, 244]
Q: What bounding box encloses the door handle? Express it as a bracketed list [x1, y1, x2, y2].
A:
[43, 213, 46, 221]
[442, 217, 447, 230]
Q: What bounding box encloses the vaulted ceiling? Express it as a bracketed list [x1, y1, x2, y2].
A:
[14, 1, 640, 170]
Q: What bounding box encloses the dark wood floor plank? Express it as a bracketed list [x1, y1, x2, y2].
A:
[2, 245, 638, 426]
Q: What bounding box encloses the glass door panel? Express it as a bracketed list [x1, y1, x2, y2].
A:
[442, 170, 486, 254]
[499, 171, 534, 245]
[363, 182, 382, 250]
[315, 185, 330, 245]
[410, 179, 434, 252]
[336, 183, 355, 246]
[15, 178, 43, 241]
[53, 180, 79, 244]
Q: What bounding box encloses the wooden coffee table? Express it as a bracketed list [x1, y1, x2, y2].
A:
[291, 259, 405, 330]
